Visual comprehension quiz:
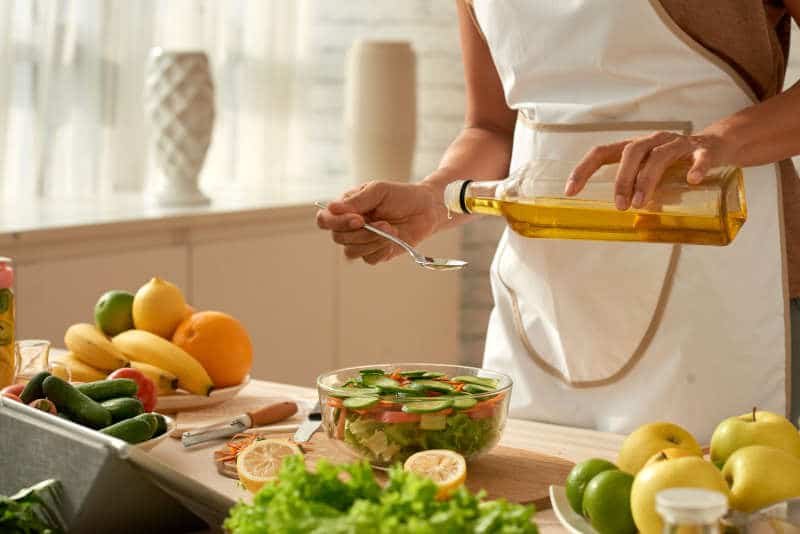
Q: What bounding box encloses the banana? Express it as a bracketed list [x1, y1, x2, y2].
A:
[64, 323, 129, 372]
[130, 361, 179, 395]
[112, 329, 213, 396]
[53, 352, 107, 382]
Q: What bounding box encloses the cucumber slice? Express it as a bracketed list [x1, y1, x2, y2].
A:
[398, 370, 427, 378]
[408, 379, 454, 393]
[463, 383, 495, 394]
[358, 369, 385, 376]
[419, 413, 447, 430]
[330, 387, 381, 398]
[402, 398, 453, 413]
[452, 397, 478, 410]
[420, 372, 445, 379]
[343, 396, 379, 409]
[451, 375, 498, 388]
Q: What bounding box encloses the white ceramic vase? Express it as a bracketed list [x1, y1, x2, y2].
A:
[145, 48, 215, 206]
[345, 40, 416, 184]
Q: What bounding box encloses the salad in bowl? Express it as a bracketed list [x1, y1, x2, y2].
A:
[317, 363, 512, 467]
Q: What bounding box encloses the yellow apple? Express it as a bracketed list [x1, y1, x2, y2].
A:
[618, 422, 703, 474]
[631, 456, 729, 534]
[710, 409, 800, 468]
[644, 446, 702, 467]
[722, 444, 800, 512]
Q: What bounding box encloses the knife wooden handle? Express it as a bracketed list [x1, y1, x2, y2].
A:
[248, 401, 298, 427]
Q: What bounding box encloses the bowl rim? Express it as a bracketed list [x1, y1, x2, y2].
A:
[316, 362, 513, 401]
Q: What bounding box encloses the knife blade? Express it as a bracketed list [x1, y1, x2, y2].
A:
[293, 400, 322, 443]
[181, 401, 298, 447]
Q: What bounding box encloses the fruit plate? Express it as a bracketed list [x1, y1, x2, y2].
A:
[549, 485, 598, 534]
[136, 414, 175, 452]
[154, 375, 251, 413]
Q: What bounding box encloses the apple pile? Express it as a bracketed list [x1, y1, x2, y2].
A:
[566, 409, 800, 534]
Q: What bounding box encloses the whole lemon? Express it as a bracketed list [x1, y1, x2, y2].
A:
[132, 277, 187, 338]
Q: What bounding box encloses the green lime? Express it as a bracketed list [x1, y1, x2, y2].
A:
[94, 290, 135, 336]
[582, 470, 636, 534]
[565, 458, 618, 515]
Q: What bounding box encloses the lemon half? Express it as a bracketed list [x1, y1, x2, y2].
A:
[403, 449, 467, 499]
[236, 438, 302, 493]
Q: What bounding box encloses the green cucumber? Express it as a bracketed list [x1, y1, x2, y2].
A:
[419, 413, 448, 430]
[451, 375, 498, 389]
[330, 387, 381, 398]
[358, 369, 385, 376]
[153, 414, 169, 437]
[135, 413, 159, 435]
[452, 397, 478, 410]
[76, 379, 138, 401]
[463, 383, 495, 394]
[20, 371, 51, 404]
[101, 415, 157, 444]
[43, 376, 112, 429]
[402, 398, 453, 414]
[398, 370, 427, 378]
[101, 397, 144, 422]
[342, 397, 379, 409]
[57, 412, 73, 422]
[407, 379, 454, 393]
[420, 372, 445, 379]
[362, 375, 397, 388]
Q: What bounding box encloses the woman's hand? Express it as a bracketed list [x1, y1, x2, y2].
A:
[316, 181, 446, 264]
[565, 131, 737, 210]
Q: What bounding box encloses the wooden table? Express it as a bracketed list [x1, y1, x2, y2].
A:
[149, 379, 625, 533]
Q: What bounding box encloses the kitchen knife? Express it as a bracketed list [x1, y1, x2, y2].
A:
[292, 400, 322, 443]
[181, 401, 298, 447]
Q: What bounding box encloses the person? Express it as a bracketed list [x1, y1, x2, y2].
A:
[317, 1, 800, 441]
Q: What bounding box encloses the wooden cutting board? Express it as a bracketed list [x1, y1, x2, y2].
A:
[214, 431, 574, 509]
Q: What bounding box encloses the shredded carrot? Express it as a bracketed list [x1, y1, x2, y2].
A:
[336, 407, 347, 439]
[327, 397, 343, 408]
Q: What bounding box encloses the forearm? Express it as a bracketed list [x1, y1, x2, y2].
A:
[421, 125, 514, 231]
[702, 81, 800, 168]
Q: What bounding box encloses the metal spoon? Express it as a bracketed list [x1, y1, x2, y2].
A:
[314, 201, 467, 271]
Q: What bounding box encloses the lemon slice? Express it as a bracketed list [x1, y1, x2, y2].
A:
[236, 438, 302, 493]
[403, 449, 467, 499]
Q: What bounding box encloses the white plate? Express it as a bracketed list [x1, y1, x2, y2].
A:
[136, 414, 175, 451]
[154, 375, 250, 413]
[549, 485, 599, 534]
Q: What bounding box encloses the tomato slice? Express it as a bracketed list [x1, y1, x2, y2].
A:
[378, 410, 421, 423]
[465, 403, 495, 420]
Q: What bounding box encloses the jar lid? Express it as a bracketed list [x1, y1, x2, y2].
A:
[656, 488, 728, 525]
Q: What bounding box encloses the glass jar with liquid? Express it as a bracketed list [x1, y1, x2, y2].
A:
[656, 488, 728, 534]
[444, 159, 746, 246]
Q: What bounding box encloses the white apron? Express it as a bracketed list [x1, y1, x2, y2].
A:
[472, 0, 789, 442]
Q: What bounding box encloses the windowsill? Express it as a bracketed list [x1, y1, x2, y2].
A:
[0, 184, 347, 244]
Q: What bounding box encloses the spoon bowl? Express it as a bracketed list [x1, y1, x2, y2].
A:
[314, 201, 468, 272]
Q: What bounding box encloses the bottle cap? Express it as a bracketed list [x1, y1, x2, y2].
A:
[0, 257, 13, 290]
[444, 180, 471, 214]
[656, 488, 728, 526]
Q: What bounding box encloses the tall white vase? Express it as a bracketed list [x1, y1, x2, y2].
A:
[145, 48, 215, 206]
[345, 40, 416, 184]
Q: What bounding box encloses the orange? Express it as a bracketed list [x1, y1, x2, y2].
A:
[172, 311, 253, 388]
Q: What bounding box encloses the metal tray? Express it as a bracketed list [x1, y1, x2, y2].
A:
[0, 397, 234, 533]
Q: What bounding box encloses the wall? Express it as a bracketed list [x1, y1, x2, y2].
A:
[304, 0, 502, 367]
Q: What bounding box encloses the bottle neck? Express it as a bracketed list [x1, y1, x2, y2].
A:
[443, 179, 503, 215]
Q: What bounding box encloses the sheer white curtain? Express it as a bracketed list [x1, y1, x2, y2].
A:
[0, 0, 306, 203]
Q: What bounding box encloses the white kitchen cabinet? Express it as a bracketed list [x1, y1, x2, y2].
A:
[3, 199, 461, 387]
[16, 246, 188, 344]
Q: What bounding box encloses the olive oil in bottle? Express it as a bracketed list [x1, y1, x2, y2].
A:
[445, 159, 746, 246]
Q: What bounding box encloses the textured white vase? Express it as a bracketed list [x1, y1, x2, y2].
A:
[345, 40, 416, 184]
[145, 48, 215, 206]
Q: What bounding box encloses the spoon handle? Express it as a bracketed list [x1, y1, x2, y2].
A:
[314, 201, 418, 259]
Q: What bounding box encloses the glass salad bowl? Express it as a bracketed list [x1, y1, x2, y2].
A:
[317, 363, 512, 468]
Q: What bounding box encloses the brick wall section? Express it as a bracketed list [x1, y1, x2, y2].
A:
[308, 9, 798, 368]
[307, 0, 499, 367]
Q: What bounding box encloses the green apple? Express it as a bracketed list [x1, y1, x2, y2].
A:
[617, 422, 702, 474]
[710, 409, 800, 468]
[582, 470, 636, 534]
[722, 444, 800, 512]
[631, 456, 729, 534]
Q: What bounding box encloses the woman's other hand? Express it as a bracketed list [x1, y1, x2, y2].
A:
[316, 181, 446, 265]
[565, 131, 736, 210]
